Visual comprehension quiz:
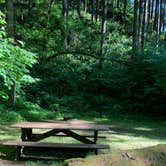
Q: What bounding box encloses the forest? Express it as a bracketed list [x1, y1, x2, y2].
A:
[0, 0, 166, 166]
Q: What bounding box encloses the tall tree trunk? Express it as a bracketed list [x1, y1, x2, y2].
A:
[48, 0, 55, 21]
[138, 0, 143, 49]
[99, 0, 107, 68]
[62, 0, 68, 48]
[147, 0, 151, 31]
[160, 0, 164, 32]
[84, 0, 87, 15]
[151, 0, 155, 20]
[156, 0, 161, 47]
[28, 0, 33, 17]
[77, 0, 81, 18]
[111, 0, 114, 18]
[117, 0, 121, 8]
[162, 0, 165, 31]
[6, 0, 16, 106]
[141, 0, 149, 49]
[91, 0, 95, 22]
[133, 0, 140, 54]
[95, 0, 99, 22]
[62, 0, 68, 17]
[154, 0, 159, 30]
[123, 0, 128, 27]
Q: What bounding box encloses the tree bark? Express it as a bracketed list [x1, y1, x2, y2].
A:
[48, 0, 55, 21]
[95, 0, 99, 22]
[84, 0, 87, 15]
[138, 0, 143, 49]
[117, 0, 121, 8]
[154, 0, 159, 30]
[62, 0, 68, 48]
[28, 0, 33, 17]
[156, 0, 161, 47]
[111, 0, 114, 19]
[133, 0, 140, 53]
[91, 0, 95, 22]
[123, 0, 128, 27]
[162, 0, 165, 31]
[99, 0, 107, 68]
[6, 0, 16, 106]
[7, 0, 14, 37]
[62, 0, 68, 17]
[141, 0, 149, 49]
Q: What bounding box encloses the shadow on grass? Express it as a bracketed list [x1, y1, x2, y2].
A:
[108, 126, 166, 140]
[0, 144, 94, 161]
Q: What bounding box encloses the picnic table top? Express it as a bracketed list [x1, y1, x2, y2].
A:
[11, 121, 109, 131]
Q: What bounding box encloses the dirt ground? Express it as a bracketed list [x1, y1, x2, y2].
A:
[0, 159, 25, 166]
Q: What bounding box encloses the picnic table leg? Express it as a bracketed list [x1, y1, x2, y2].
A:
[94, 130, 98, 155]
[15, 146, 21, 161]
[26, 128, 32, 140]
[21, 128, 32, 141]
[21, 128, 26, 141]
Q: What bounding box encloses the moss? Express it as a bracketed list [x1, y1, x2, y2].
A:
[65, 144, 166, 166]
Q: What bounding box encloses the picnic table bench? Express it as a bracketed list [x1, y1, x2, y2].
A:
[3, 121, 109, 160]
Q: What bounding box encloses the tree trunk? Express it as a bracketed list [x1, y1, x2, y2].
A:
[133, 0, 140, 53]
[84, 0, 87, 15]
[95, 0, 99, 22]
[154, 0, 159, 30]
[7, 0, 14, 37]
[141, 0, 149, 49]
[91, 0, 95, 22]
[99, 0, 107, 68]
[151, 0, 155, 20]
[28, 0, 33, 17]
[48, 0, 55, 21]
[6, 0, 16, 106]
[123, 0, 128, 27]
[62, 0, 68, 48]
[62, 0, 68, 17]
[77, 0, 81, 18]
[117, 0, 121, 8]
[162, 0, 165, 31]
[156, 0, 161, 47]
[138, 0, 143, 49]
[111, 0, 114, 19]
[147, 0, 151, 31]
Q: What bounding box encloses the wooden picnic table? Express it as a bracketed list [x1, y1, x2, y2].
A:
[3, 121, 109, 159]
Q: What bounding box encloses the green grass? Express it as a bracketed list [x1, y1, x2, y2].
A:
[0, 103, 166, 165]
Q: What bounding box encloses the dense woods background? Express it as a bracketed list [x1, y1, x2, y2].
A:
[0, 0, 166, 118]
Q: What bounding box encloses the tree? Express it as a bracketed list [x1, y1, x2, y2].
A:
[123, 0, 128, 27]
[133, 0, 140, 53]
[141, 0, 149, 48]
[6, 0, 16, 106]
[0, 10, 36, 104]
[77, 0, 81, 18]
[99, 0, 107, 68]
[62, 0, 68, 48]
[91, 0, 95, 22]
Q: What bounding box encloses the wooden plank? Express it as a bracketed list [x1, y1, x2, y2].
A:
[3, 141, 110, 149]
[54, 133, 106, 138]
[30, 129, 62, 141]
[61, 130, 94, 144]
[11, 122, 109, 131]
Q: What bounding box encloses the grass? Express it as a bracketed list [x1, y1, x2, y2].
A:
[0, 103, 166, 165]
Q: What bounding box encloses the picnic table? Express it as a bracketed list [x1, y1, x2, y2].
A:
[3, 120, 109, 160]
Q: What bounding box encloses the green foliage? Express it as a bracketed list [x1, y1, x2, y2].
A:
[0, 10, 36, 101]
[0, 10, 6, 38]
[1, 2, 166, 117]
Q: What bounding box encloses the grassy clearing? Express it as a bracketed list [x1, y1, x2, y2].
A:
[0, 103, 166, 165]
